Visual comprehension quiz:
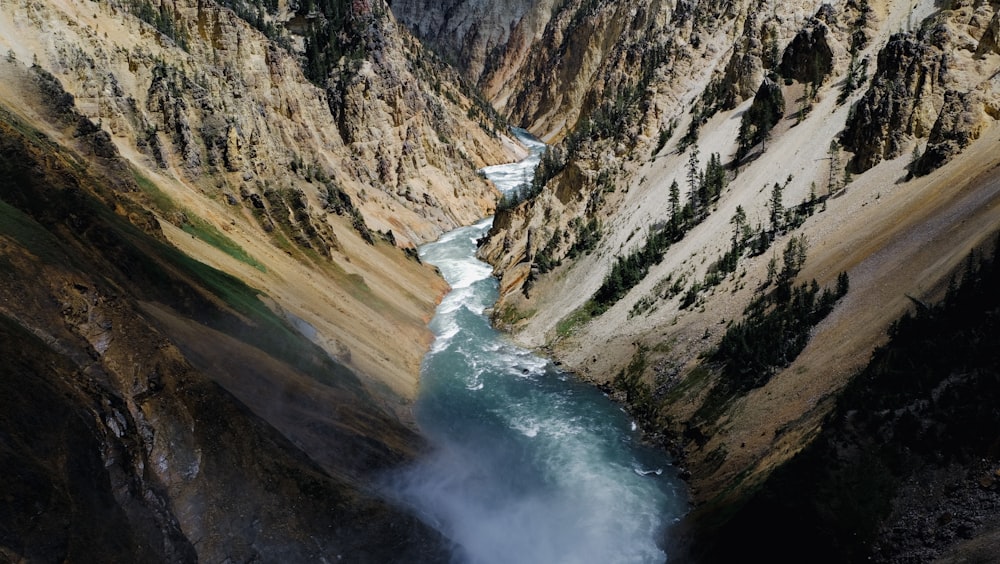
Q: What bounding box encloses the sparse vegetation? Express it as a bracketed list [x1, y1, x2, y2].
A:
[130, 0, 189, 50]
[496, 304, 535, 326]
[215, 0, 290, 49]
[710, 240, 848, 396]
[736, 77, 785, 161]
[133, 171, 266, 271]
[651, 118, 677, 157]
[567, 217, 601, 259]
[698, 235, 1000, 562]
[589, 152, 727, 314]
[555, 301, 601, 339]
[299, 0, 366, 85]
[613, 345, 657, 423]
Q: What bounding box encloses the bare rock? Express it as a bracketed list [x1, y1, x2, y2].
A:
[223, 125, 243, 172]
[701, 8, 767, 113]
[779, 18, 835, 87]
[912, 89, 984, 175]
[976, 10, 1000, 57]
[913, 70, 1000, 175]
[841, 33, 947, 173]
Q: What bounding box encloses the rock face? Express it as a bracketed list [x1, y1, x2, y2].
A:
[778, 18, 835, 86]
[844, 5, 1000, 175]
[389, 0, 563, 107]
[0, 105, 445, 561]
[841, 32, 946, 172]
[497, 0, 668, 140]
[472, 0, 1000, 560]
[388, 0, 537, 81]
[736, 76, 785, 159]
[979, 9, 1000, 56]
[700, 8, 768, 114]
[0, 0, 516, 559]
[912, 88, 986, 175]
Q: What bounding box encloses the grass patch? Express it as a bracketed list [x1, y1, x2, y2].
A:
[133, 170, 265, 272]
[555, 300, 599, 338]
[0, 198, 73, 265]
[346, 272, 370, 294]
[664, 364, 712, 403]
[497, 304, 535, 326]
[180, 215, 266, 272]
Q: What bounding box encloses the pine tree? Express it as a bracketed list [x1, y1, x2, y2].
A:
[836, 271, 850, 297]
[704, 152, 726, 202]
[769, 182, 784, 233]
[827, 141, 841, 194]
[687, 146, 701, 196]
[668, 179, 680, 226]
[731, 205, 747, 250]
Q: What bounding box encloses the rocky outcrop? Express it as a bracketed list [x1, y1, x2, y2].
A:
[912, 59, 1000, 176]
[0, 108, 446, 561]
[736, 75, 785, 159]
[476, 4, 1000, 562]
[701, 9, 767, 114]
[912, 88, 986, 175]
[841, 32, 947, 172]
[976, 8, 1000, 57]
[779, 18, 835, 86]
[389, 0, 538, 81]
[842, 3, 1000, 175]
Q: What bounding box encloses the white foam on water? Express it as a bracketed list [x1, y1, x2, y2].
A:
[386, 129, 686, 564]
[510, 415, 540, 438]
[431, 323, 461, 353]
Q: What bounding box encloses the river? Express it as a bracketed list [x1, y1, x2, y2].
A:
[384, 130, 687, 563]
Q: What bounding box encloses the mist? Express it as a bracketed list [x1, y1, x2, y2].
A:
[381, 134, 687, 562]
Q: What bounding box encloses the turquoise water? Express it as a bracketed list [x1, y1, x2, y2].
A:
[385, 131, 687, 563]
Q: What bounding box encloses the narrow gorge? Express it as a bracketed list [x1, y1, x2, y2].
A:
[385, 132, 687, 563]
[1, 0, 999, 562]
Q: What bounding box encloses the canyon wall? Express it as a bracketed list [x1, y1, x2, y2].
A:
[0, 0, 516, 559]
[472, 0, 1000, 558]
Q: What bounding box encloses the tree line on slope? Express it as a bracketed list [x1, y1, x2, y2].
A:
[590, 149, 727, 314]
[687, 234, 1000, 563]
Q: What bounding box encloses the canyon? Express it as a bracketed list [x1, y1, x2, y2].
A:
[0, 0, 515, 559]
[399, 0, 1000, 560]
[1, 0, 999, 561]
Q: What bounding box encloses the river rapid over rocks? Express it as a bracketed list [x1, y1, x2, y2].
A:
[383, 130, 688, 563]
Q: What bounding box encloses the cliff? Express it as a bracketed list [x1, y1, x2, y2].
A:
[474, 0, 1000, 558]
[0, 0, 518, 404]
[0, 99, 445, 561]
[0, 0, 516, 559]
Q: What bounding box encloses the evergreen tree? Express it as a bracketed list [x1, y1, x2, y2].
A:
[668, 179, 680, 226]
[687, 146, 701, 203]
[769, 181, 784, 233]
[737, 78, 784, 159]
[731, 205, 747, 249]
[703, 152, 726, 203]
[827, 141, 841, 194]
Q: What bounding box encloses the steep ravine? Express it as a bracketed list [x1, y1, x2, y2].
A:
[0, 105, 447, 561]
[385, 136, 688, 563]
[0, 0, 519, 404]
[3, 0, 1000, 560]
[0, 0, 520, 559]
[469, 0, 1000, 560]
